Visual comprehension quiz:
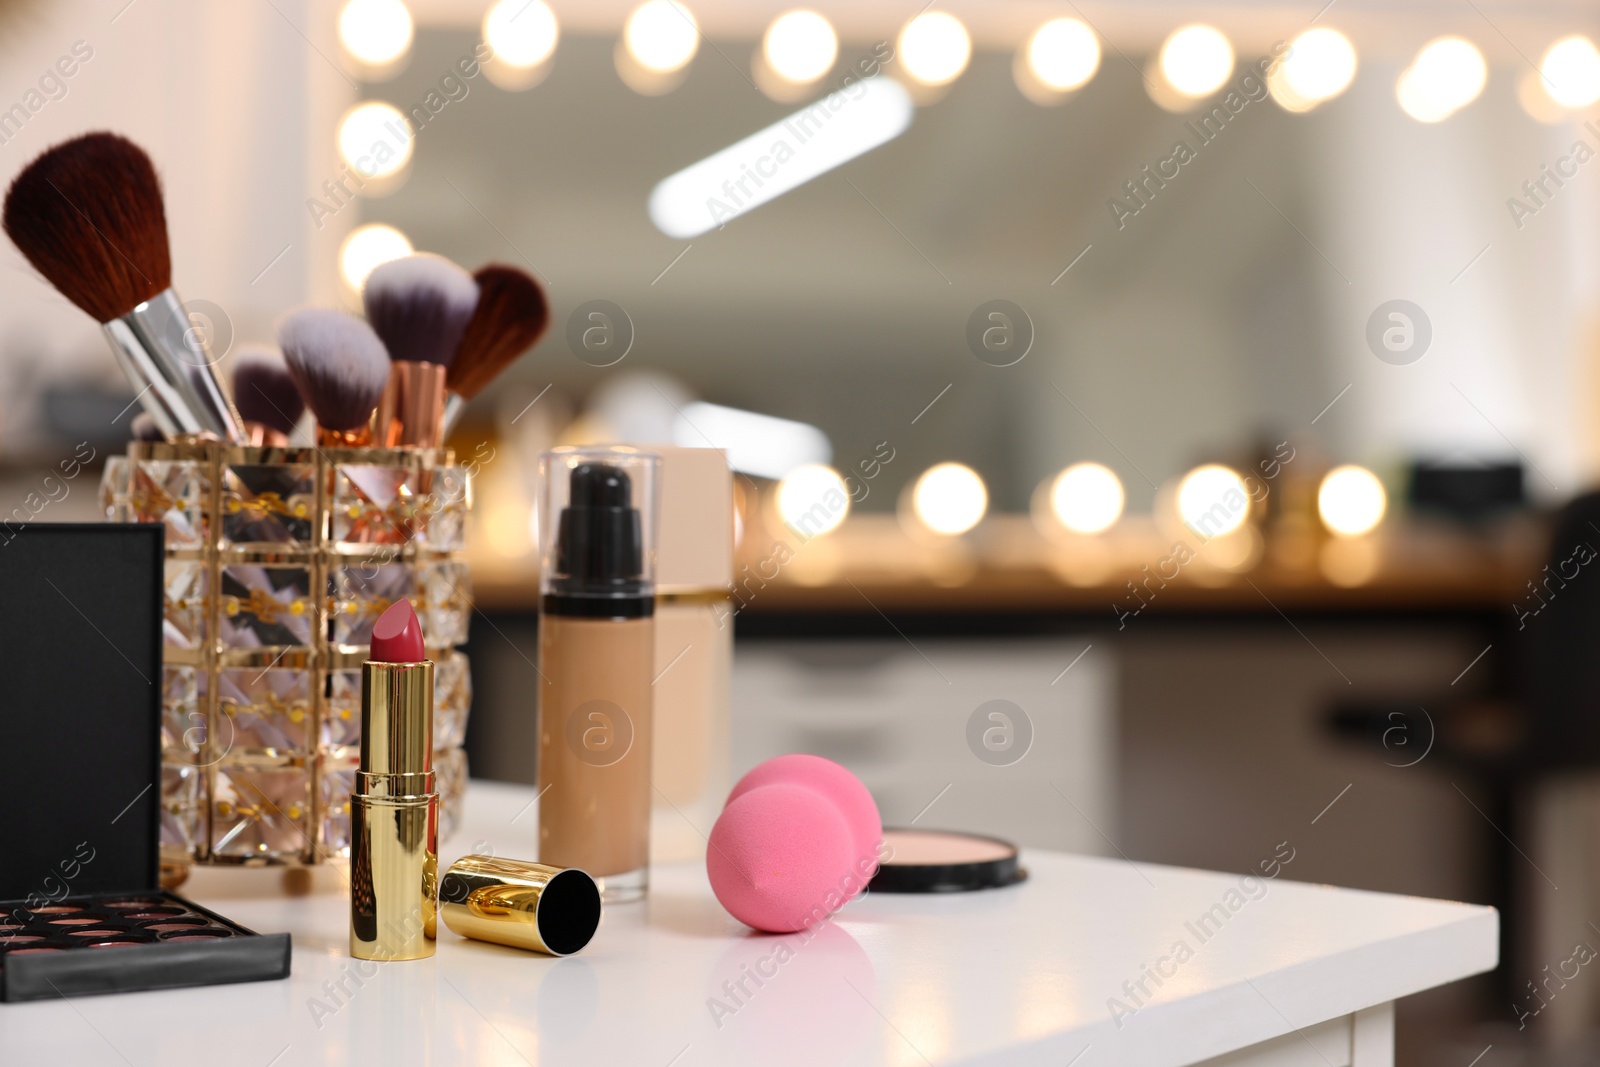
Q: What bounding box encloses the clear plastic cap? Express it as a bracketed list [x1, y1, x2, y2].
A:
[538, 447, 660, 614]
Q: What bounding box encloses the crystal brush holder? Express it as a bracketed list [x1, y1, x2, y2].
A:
[100, 441, 473, 867]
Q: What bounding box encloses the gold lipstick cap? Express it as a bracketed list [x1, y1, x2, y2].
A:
[439, 854, 602, 956]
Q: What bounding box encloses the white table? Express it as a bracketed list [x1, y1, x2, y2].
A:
[1, 781, 1497, 1066]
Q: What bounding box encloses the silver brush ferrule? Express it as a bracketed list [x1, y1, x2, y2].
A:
[102, 288, 246, 443]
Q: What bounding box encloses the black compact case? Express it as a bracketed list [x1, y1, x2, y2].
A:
[0, 524, 290, 1001]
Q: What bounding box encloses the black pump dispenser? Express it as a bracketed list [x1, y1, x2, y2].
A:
[544, 462, 654, 618]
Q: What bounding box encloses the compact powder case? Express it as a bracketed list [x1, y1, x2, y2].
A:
[868, 829, 1028, 893]
[0, 525, 290, 1001]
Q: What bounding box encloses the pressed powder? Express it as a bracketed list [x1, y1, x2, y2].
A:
[884, 830, 1015, 864]
[870, 829, 1027, 893]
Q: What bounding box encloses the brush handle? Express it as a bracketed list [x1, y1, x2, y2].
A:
[376, 362, 448, 449]
[102, 288, 247, 443]
[440, 394, 465, 439]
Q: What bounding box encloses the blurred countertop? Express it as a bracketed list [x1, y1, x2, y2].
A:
[468, 513, 1543, 618]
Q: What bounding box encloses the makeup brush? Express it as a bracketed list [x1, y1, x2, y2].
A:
[2, 132, 246, 443]
[277, 308, 391, 448]
[363, 253, 478, 449]
[130, 413, 163, 442]
[440, 264, 549, 437]
[231, 346, 306, 448]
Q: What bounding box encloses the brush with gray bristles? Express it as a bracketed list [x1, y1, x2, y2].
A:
[231, 345, 305, 448]
[363, 253, 478, 449]
[277, 308, 390, 447]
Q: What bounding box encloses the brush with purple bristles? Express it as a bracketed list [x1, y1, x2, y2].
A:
[363, 253, 478, 450]
[231, 346, 305, 447]
[277, 308, 390, 448]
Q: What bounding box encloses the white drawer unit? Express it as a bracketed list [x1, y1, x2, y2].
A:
[730, 638, 1113, 853]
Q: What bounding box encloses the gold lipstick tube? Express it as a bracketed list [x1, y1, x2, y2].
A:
[350, 659, 438, 961]
[376, 362, 448, 449]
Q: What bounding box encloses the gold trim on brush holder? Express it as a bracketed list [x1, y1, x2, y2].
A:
[350, 659, 438, 961]
[439, 854, 602, 956]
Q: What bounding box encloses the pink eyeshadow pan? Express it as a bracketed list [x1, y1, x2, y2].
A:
[30, 905, 82, 915]
[87, 941, 144, 948]
[67, 929, 132, 938]
[8, 947, 64, 955]
[0, 935, 47, 945]
[47, 917, 103, 926]
[120, 908, 183, 919]
[100, 899, 162, 909]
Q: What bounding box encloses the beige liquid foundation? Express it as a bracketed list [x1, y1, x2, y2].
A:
[537, 448, 660, 903]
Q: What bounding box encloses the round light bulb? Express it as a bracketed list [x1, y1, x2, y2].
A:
[1049, 463, 1124, 535]
[483, 0, 559, 70]
[338, 0, 413, 66]
[1396, 65, 1455, 123]
[1159, 24, 1234, 99]
[1399, 36, 1486, 123]
[339, 224, 412, 291]
[898, 12, 972, 87]
[1177, 465, 1250, 538]
[626, 0, 700, 74]
[763, 10, 838, 84]
[1318, 465, 1386, 537]
[337, 102, 412, 179]
[1027, 18, 1100, 92]
[776, 464, 850, 538]
[912, 463, 987, 535]
[1282, 27, 1357, 103]
[1267, 62, 1319, 113]
[1518, 68, 1569, 124]
[1540, 35, 1600, 108]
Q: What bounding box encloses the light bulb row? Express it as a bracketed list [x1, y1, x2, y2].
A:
[337, 1, 1600, 121]
[774, 461, 1387, 542]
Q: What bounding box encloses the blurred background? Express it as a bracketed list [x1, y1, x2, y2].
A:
[5, 0, 1600, 1062]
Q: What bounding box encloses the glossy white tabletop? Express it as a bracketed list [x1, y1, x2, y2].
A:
[1, 781, 1496, 1067]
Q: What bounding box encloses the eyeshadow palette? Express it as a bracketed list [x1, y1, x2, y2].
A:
[0, 890, 288, 1001]
[0, 526, 290, 1001]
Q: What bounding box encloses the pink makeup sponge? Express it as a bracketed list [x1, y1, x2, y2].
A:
[707, 783, 863, 934]
[727, 754, 882, 862]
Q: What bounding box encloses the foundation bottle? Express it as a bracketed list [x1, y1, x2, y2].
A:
[536, 447, 660, 903]
[650, 447, 734, 863]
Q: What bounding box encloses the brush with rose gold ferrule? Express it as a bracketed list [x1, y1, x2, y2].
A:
[364, 254, 478, 449]
[231, 346, 304, 448]
[278, 308, 390, 449]
[350, 598, 438, 961]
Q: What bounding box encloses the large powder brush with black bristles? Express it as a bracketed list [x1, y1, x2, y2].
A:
[441, 264, 548, 436]
[2, 132, 245, 443]
[363, 253, 478, 449]
[278, 308, 391, 448]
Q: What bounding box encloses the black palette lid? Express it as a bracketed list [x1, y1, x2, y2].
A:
[0, 525, 163, 900]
